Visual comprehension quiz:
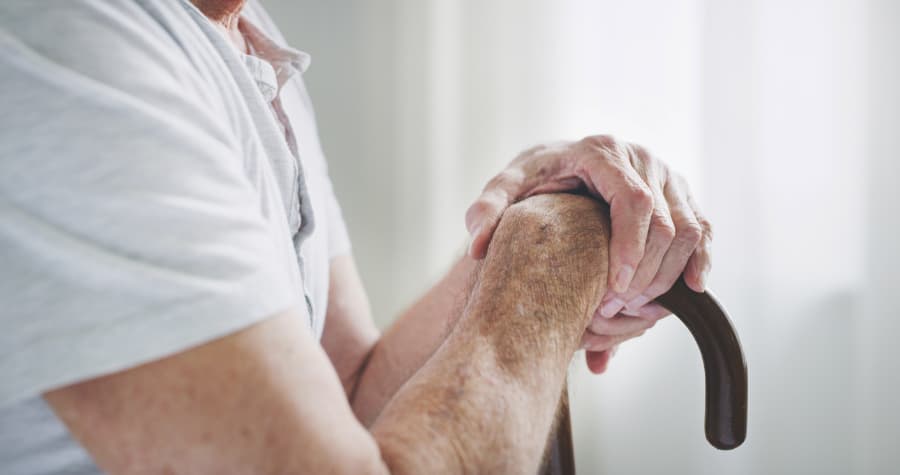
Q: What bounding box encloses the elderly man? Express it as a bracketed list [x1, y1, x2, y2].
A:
[0, 1, 711, 473]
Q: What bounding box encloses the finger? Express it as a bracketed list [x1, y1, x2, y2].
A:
[583, 330, 647, 351]
[619, 302, 671, 320]
[585, 349, 613, 374]
[588, 312, 656, 336]
[683, 192, 713, 292]
[576, 137, 654, 294]
[465, 169, 526, 259]
[597, 292, 626, 320]
[583, 328, 647, 352]
[619, 153, 676, 311]
[684, 236, 711, 293]
[641, 176, 703, 301]
[581, 332, 618, 351]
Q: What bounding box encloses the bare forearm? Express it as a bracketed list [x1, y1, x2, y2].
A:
[47, 195, 610, 475]
[371, 194, 610, 474]
[350, 255, 478, 425]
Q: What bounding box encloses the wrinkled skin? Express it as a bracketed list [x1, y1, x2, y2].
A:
[466, 136, 713, 373]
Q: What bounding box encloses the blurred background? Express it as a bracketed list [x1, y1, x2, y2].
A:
[261, 0, 898, 473]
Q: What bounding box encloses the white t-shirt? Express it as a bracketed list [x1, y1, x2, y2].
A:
[0, 0, 351, 472]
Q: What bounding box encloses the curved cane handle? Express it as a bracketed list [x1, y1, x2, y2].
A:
[541, 278, 748, 474]
[655, 278, 748, 450]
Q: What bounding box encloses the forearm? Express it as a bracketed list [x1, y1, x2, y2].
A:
[350, 254, 478, 425]
[371, 194, 610, 474]
[48, 194, 611, 475]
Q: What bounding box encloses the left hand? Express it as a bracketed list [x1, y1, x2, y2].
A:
[465, 135, 713, 373]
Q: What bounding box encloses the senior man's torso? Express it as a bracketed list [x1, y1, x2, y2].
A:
[0, 1, 348, 473]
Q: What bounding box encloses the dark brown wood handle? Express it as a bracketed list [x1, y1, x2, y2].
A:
[541, 277, 748, 474]
[655, 277, 748, 450]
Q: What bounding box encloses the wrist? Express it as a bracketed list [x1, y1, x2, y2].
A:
[461, 194, 611, 372]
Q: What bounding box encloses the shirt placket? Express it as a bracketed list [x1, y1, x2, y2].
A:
[242, 30, 317, 327]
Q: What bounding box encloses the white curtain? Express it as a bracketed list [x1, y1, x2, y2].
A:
[264, 0, 898, 473]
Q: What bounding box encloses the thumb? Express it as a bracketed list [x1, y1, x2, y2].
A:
[585, 349, 613, 374]
[465, 181, 518, 259]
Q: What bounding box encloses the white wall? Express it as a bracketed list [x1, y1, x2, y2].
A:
[261, 1, 897, 473]
[698, 1, 867, 473]
[856, 0, 900, 472]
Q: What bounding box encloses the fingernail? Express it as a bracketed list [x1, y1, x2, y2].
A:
[625, 294, 651, 312]
[600, 297, 625, 319]
[614, 265, 634, 293]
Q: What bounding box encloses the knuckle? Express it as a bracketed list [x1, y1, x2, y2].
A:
[583, 136, 632, 166]
[678, 221, 704, 248]
[627, 143, 660, 171]
[626, 185, 654, 211]
[628, 142, 651, 161]
[581, 134, 619, 150]
[650, 214, 677, 243]
[698, 216, 714, 242]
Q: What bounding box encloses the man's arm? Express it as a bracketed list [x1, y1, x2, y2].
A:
[46, 194, 610, 474]
[374, 194, 610, 472]
[333, 135, 714, 410]
[325, 208, 645, 425]
[321, 252, 479, 425]
[45, 307, 384, 475]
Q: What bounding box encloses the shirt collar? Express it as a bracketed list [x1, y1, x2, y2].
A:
[238, 17, 311, 101]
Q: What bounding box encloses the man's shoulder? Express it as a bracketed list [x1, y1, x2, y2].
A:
[0, 0, 213, 100]
[0, 0, 241, 157]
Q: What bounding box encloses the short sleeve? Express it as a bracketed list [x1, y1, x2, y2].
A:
[0, 11, 299, 406]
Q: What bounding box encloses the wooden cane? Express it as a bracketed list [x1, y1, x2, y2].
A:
[540, 277, 748, 474]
